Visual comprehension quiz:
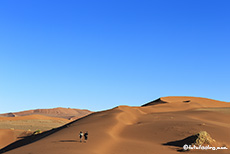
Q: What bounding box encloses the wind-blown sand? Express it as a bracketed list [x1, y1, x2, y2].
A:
[1, 96, 230, 154]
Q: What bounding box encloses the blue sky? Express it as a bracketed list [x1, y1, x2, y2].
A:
[0, 0, 229, 113]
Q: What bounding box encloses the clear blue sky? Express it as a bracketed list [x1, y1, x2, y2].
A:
[0, 0, 229, 113]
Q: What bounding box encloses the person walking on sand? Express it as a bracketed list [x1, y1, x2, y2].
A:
[84, 131, 88, 143]
[79, 131, 83, 142]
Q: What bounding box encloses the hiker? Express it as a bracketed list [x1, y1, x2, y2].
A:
[84, 131, 88, 142]
[79, 131, 83, 142]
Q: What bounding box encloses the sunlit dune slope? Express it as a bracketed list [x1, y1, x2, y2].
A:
[1, 97, 230, 154]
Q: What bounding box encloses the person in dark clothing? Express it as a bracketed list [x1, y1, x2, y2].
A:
[79, 131, 83, 142]
[84, 131, 88, 142]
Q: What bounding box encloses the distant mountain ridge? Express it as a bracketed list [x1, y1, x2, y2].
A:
[0, 107, 92, 120]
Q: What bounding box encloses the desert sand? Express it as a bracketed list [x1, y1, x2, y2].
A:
[0, 108, 92, 150]
[0, 96, 230, 154]
[0, 115, 70, 149]
[0, 107, 92, 120]
[0, 114, 70, 131]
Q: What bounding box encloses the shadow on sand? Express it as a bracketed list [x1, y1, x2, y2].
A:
[0, 113, 93, 154]
[163, 135, 197, 152]
[59, 140, 79, 143]
[142, 98, 168, 107]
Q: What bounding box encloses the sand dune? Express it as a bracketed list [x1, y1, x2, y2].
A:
[0, 114, 70, 131]
[0, 108, 92, 150]
[0, 129, 16, 150]
[0, 114, 70, 121]
[0, 114, 70, 149]
[0, 107, 92, 120]
[1, 96, 230, 154]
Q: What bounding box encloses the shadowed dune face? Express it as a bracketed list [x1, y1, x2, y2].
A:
[141, 98, 168, 106]
[1, 97, 230, 154]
